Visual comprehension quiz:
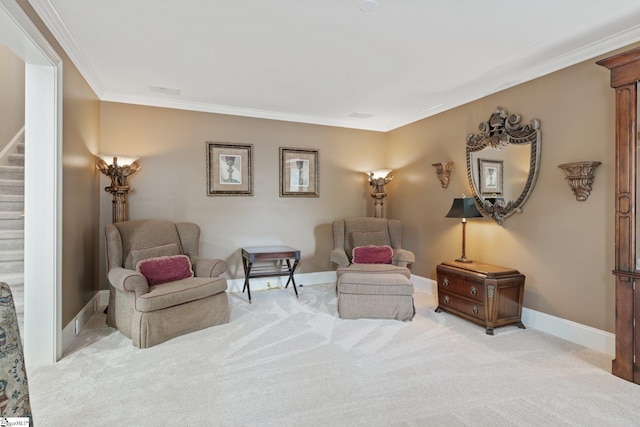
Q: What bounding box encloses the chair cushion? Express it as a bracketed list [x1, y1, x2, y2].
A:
[115, 220, 184, 269]
[338, 272, 413, 296]
[352, 245, 393, 264]
[136, 255, 194, 285]
[131, 243, 181, 269]
[337, 264, 411, 279]
[135, 276, 228, 312]
[352, 230, 388, 247]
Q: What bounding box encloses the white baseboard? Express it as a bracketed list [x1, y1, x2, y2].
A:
[521, 308, 615, 356]
[61, 290, 109, 354]
[65, 273, 614, 358]
[411, 274, 615, 357]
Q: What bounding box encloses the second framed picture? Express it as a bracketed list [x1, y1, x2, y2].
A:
[279, 147, 319, 197]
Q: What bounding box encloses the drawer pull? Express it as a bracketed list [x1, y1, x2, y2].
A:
[444, 295, 450, 304]
[470, 286, 477, 296]
[472, 305, 478, 315]
[442, 278, 449, 287]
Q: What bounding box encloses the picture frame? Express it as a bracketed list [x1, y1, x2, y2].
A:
[478, 159, 503, 195]
[279, 147, 319, 197]
[206, 142, 253, 196]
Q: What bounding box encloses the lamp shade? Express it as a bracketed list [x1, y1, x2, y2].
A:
[368, 169, 392, 179]
[445, 198, 482, 219]
[96, 154, 139, 166]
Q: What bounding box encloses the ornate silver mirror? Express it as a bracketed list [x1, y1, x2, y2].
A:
[466, 107, 541, 225]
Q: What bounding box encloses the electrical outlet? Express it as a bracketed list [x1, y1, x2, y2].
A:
[93, 299, 98, 313]
[74, 319, 80, 335]
[267, 282, 271, 288]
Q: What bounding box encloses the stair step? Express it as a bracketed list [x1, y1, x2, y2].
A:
[0, 216, 24, 230]
[0, 250, 23, 262]
[0, 166, 24, 181]
[0, 195, 24, 212]
[7, 154, 24, 167]
[0, 180, 24, 196]
[0, 233, 23, 251]
[0, 259, 23, 274]
[0, 273, 24, 287]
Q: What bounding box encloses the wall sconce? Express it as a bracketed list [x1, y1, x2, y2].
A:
[96, 155, 140, 223]
[557, 161, 601, 201]
[432, 162, 454, 188]
[445, 196, 483, 263]
[367, 169, 393, 218]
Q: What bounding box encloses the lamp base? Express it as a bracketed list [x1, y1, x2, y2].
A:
[455, 256, 473, 263]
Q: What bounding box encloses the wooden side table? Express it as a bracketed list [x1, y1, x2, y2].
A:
[435, 260, 525, 335]
[241, 246, 300, 303]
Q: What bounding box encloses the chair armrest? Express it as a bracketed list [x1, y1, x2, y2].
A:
[393, 249, 415, 268]
[193, 257, 227, 278]
[330, 248, 350, 268]
[107, 267, 149, 293]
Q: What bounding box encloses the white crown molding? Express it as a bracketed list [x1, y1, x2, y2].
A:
[386, 23, 640, 132]
[28, 0, 105, 97]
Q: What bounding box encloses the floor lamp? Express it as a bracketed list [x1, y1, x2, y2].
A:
[96, 155, 140, 223]
[445, 197, 483, 263]
[367, 169, 393, 218]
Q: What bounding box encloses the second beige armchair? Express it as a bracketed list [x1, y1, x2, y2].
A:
[330, 217, 416, 321]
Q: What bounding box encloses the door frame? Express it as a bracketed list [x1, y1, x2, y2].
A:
[0, 0, 62, 368]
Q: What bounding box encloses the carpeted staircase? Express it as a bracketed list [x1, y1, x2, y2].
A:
[0, 138, 24, 334]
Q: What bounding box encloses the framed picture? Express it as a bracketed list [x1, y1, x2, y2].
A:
[478, 159, 503, 195]
[206, 142, 253, 196]
[279, 147, 319, 197]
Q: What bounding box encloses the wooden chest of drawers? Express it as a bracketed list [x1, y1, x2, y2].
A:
[436, 260, 525, 335]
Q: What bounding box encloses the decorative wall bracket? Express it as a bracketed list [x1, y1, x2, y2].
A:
[432, 162, 454, 188]
[557, 161, 601, 201]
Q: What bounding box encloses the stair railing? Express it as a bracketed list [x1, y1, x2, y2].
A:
[0, 126, 25, 166]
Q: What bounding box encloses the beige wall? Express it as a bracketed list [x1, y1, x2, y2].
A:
[0, 46, 24, 151]
[17, 0, 101, 326]
[98, 103, 387, 288]
[386, 49, 636, 333]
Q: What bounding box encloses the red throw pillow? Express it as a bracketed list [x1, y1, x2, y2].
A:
[136, 255, 194, 285]
[352, 245, 393, 264]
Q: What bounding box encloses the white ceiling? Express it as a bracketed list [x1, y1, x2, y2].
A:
[27, 0, 640, 132]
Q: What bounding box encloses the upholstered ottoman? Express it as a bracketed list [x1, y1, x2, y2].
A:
[337, 272, 415, 321]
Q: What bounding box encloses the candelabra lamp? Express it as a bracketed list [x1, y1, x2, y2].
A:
[96, 155, 140, 223]
[446, 197, 483, 263]
[367, 169, 393, 218]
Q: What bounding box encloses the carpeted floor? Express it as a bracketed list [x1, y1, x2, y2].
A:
[29, 284, 640, 426]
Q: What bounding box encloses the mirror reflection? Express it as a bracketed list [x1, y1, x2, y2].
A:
[466, 107, 541, 225]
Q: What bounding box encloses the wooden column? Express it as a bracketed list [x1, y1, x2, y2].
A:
[598, 48, 640, 384]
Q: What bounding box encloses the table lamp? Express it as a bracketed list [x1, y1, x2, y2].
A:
[446, 197, 483, 263]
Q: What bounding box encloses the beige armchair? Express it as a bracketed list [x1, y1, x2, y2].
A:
[330, 217, 416, 321]
[105, 220, 230, 348]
